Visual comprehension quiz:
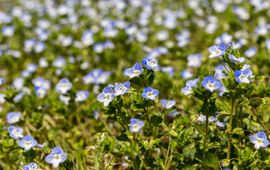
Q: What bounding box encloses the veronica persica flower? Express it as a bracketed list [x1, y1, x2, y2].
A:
[83, 69, 111, 84]
[8, 126, 23, 139]
[229, 55, 245, 63]
[23, 162, 42, 170]
[75, 90, 89, 102]
[160, 99, 176, 109]
[124, 62, 143, 78]
[128, 118, 145, 133]
[34, 86, 47, 98]
[7, 112, 21, 124]
[0, 77, 5, 85]
[45, 146, 67, 168]
[201, 76, 222, 92]
[18, 135, 38, 151]
[181, 78, 199, 95]
[114, 81, 130, 96]
[55, 78, 72, 94]
[208, 44, 226, 58]
[142, 57, 159, 71]
[142, 87, 159, 100]
[250, 132, 270, 149]
[97, 86, 115, 106]
[234, 68, 253, 84]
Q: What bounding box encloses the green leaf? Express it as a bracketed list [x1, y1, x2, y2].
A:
[204, 153, 219, 169]
[232, 128, 244, 135]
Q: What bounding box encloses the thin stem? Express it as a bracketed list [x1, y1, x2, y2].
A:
[227, 98, 236, 161]
[203, 113, 209, 161]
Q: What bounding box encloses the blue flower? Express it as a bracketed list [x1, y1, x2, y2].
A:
[8, 126, 23, 139]
[83, 69, 111, 84]
[75, 90, 89, 102]
[124, 62, 143, 78]
[18, 135, 38, 151]
[142, 87, 159, 100]
[128, 118, 145, 133]
[161, 67, 174, 77]
[181, 78, 199, 95]
[0, 77, 5, 85]
[250, 132, 270, 149]
[229, 55, 245, 63]
[81, 30, 94, 46]
[23, 162, 42, 170]
[187, 53, 202, 68]
[160, 99, 176, 109]
[234, 67, 253, 84]
[59, 95, 71, 105]
[114, 81, 130, 96]
[55, 78, 72, 94]
[208, 44, 226, 58]
[201, 76, 222, 92]
[181, 69, 193, 79]
[142, 57, 159, 71]
[34, 86, 47, 98]
[245, 47, 257, 58]
[97, 87, 115, 106]
[214, 63, 229, 79]
[45, 146, 67, 168]
[7, 112, 21, 124]
[32, 77, 51, 89]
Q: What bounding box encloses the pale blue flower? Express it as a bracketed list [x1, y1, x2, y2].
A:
[208, 44, 226, 58]
[83, 69, 111, 84]
[181, 69, 193, 79]
[187, 53, 202, 68]
[160, 99, 176, 109]
[23, 162, 42, 170]
[181, 78, 199, 95]
[97, 86, 115, 106]
[245, 47, 257, 58]
[250, 132, 270, 149]
[55, 78, 72, 94]
[201, 76, 222, 92]
[229, 55, 245, 63]
[124, 62, 143, 78]
[161, 67, 174, 77]
[114, 81, 130, 96]
[81, 30, 94, 46]
[234, 67, 253, 84]
[7, 112, 21, 124]
[75, 90, 89, 102]
[129, 118, 145, 133]
[0, 77, 5, 85]
[45, 146, 67, 168]
[18, 135, 38, 151]
[142, 57, 159, 71]
[8, 126, 23, 139]
[142, 87, 159, 100]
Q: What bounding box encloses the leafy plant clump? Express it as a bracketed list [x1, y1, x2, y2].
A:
[1, 0, 270, 169]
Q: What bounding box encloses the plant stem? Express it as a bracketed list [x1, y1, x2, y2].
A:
[203, 113, 209, 161]
[227, 98, 236, 160]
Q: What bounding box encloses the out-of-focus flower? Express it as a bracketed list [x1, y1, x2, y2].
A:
[45, 146, 67, 168]
[7, 112, 21, 124]
[124, 62, 143, 78]
[129, 118, 145, 133]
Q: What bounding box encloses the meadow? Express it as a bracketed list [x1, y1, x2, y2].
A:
[1, 0, 270, 169]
